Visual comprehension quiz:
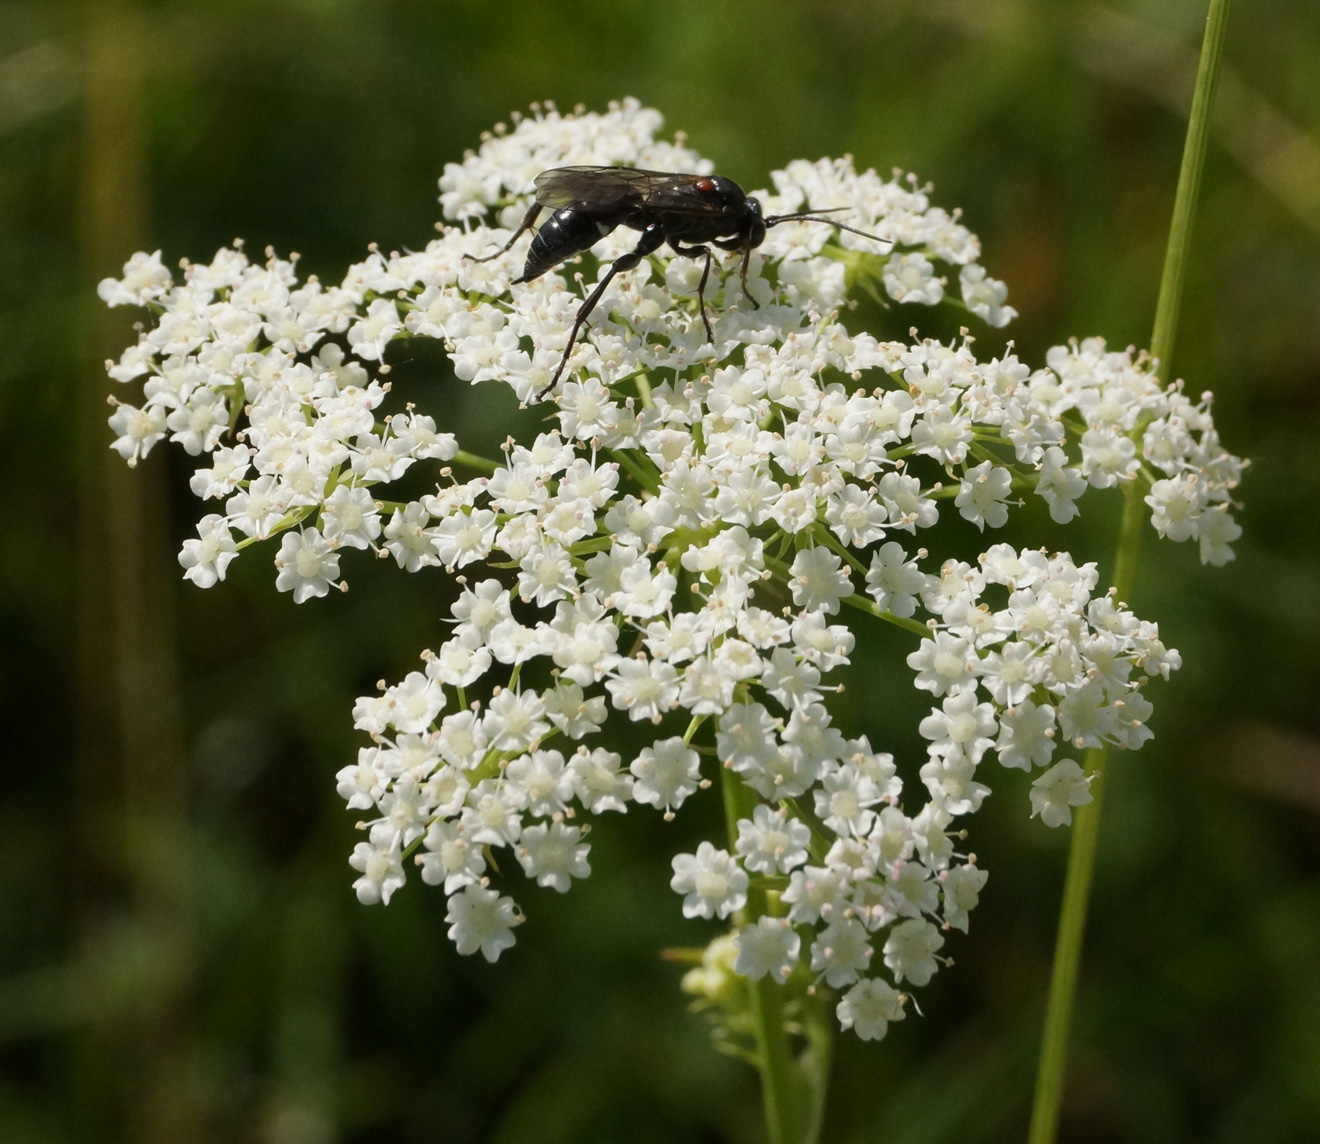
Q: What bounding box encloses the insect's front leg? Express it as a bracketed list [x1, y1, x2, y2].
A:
[738, 247, 757, 310]
[466, 202, 543, 263]
[711, 236, 760, 310]
[537, 223, 666, 400]
[669, 240, 716, 344]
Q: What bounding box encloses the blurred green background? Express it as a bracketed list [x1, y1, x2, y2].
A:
[2, 0, 1318, 1141]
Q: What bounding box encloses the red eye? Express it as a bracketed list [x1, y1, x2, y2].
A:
[695, 177, 717, 193]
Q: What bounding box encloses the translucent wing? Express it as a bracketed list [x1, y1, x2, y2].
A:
[532, 167, 734, 216]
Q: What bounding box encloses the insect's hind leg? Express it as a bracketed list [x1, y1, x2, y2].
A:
[466, 202, 542, 263]
[537, 224, 665, 400]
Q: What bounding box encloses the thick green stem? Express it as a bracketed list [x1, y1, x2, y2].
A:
[1027, 4, 1231, 1141]
[720, 765, 801, 1144]
[749, 976, 797, 1144]
[1026, 743, 1111, 1144]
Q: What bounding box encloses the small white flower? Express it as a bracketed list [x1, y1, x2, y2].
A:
[322, 484, 382, 549]
[108, 401, 168, 465]
[837, 977, 906, 1041]
[274, 528, 340, 603]
[941, 863, 988, 932]
[910, 406, 973, 466]
[782, 865, 849, 926]
[544, 682, 609, 742]
[1197, 503, 1241, 567]
[336, 747, 385, 811]
[516, 822, 591, 893]
[445, 884, 523, 962]
[98, 249, 173, 306]
[882, 918, 944, 986]
[1080, 426, 1139, 489]
[381, 670, 446, 733]
[178, 514, 238, 588]
[346, 298, 403, 361]
[418, 820, 486, 894]
[735, 805, 811, 875]
[865, 541, 927, 618]
[883, 252, 943, 305]
[955, 460, 1013, 530]
[995, 699, 1057, 771]
[382, 503, 440, 571]
[959, 264, 1017, 327]
[432, 630, 493, 688]
[631, 737, 703, 813]
[568, 746, 633, 813]
[734, 916, 802, 983]
[788, 547, 854, 615]
[1035, 446, 1087, 523]
[460, 781, 524, 847]
[814, 764, 885, 838]
[670, 842, 748, 920]
[919, 691, 998, 764]
[906, 632, 979, 698]
[811, 916, 873, 988]
[434, 508, 497, 568]
[349, 826, 406, 906]
[605, 657, 679, 722]
[504, 749, 574, 817]
[1029, 759, 1093, 827]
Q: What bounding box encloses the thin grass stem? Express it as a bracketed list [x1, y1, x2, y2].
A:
[1027, 3, 1232, 1140]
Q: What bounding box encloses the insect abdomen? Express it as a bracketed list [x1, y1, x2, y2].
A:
[520, 208, 616, 282]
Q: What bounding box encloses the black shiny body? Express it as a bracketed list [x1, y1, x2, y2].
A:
[522, 207, 620, 281]
[512, 170, 767, 284]
[468, 166, 882, 398]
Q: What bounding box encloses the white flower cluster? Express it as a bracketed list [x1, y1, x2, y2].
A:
[98, 98, 1244, 1038]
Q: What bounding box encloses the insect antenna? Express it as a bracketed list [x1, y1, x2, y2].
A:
[765, 210, 890, 246]
[769, 207, 849, 218]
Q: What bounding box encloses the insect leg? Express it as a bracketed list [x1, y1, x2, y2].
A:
[739, 247, 759, 310]
[467, 202, 543, 263]
[695, 249, 715, 343]
[711, 236, 761, 311]
[537, 224, 665, 399]
[669, 241, 716, 344]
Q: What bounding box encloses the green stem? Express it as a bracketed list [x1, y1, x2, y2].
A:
[1150, 0, 1232, 377]
[451, 449, 500, 474]
[837, 589, 930, 638]
[749, 977, 797, 1144]
[798, 991, 835, 1144]
[1027, 3, 1231, 1141]
[610, 447, 661, 494]
[761, 553, 930, 638]
[1110, 477, 1147, 608]
[720, 765, 800, 1144]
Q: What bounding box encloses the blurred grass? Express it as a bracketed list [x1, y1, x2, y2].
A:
[1, 0, 1318, 1141]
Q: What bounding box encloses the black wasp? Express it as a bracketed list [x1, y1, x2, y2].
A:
[468, 166, 889, 398]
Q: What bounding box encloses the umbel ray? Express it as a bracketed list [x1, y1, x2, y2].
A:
[468, 165, 892, 398]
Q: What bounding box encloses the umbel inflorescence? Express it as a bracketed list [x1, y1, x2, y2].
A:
[100, 99, 1243, 1041]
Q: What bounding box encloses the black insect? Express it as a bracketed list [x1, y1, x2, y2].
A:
[468, 166, 889, 398]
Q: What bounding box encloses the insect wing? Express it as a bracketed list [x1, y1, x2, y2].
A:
[632, 174, 739, 216]
[532, 167, 732, 217]
[532, 166, 652, 209]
